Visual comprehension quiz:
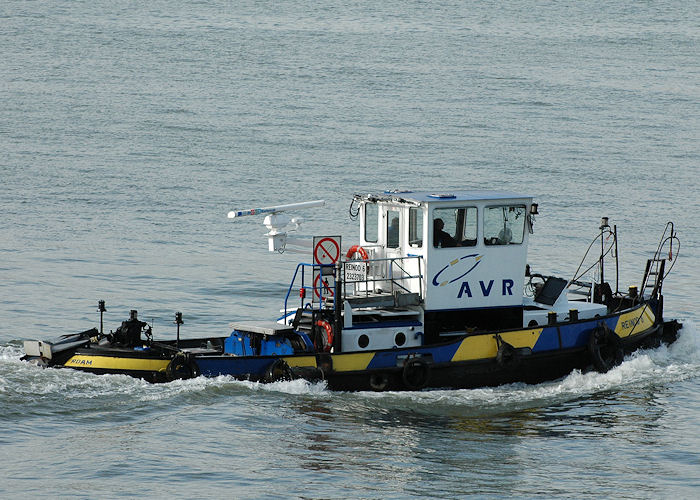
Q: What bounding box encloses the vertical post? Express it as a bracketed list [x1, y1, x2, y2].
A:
[334, 262, 342, 353]
[599, 217, 609, 285]
[98, 300, 106, 335]
[614, 225, 619, 294]
[175, 312, 183, 349]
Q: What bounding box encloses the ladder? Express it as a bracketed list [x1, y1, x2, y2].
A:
[641, 257, 666, 299]
[640, 221, 678, 300]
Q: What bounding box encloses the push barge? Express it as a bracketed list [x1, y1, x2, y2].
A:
[22, 190, 682, 391]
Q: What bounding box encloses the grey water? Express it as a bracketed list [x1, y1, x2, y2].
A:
[1, 0, 699, 497]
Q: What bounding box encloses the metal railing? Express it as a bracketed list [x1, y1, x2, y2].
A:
[342, 255, 423, 299]
[282, 262, 336, 321]
[282, 255, 424, 320]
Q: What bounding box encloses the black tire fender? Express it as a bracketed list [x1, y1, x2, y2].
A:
[166, 353, 200, 381]
[263, 359, 294, 383]
[402, 358, 431, 390]
[588, 324, 624, 373]
[369, 372, 391, 392]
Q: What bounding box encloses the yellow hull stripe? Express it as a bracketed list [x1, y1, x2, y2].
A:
[330, 352, 375, 372]
[65, 355, 170, 372]
[614, 304, 656, 338]
[451, 328, 542, 362]
[284, 355, 317, 368]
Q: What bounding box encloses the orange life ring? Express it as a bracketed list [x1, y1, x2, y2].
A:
[346, 245, 369, 261]
[315, 320, 334, 352]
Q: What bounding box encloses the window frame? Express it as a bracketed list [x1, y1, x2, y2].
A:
[386, 208, 400, 249]
[364, 202, 378, 243]
[432, 206, 478, 248]
[408, 206, 423, 248]
[482, 204, 527, 246]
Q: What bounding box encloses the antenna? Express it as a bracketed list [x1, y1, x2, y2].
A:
[227, 200, 325, 219]
[227, 199, 325, 252]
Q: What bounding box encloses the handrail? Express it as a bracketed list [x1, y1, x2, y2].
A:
[390, 259, 412, 293]
[341, 255, 423, 298]
[283, 262, 336, 321]
[641, 222, 680, 299]
[283, 263, 306, 321]
[283, 256, 425, 320]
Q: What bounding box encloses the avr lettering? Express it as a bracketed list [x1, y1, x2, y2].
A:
[457, 279, 514, 298]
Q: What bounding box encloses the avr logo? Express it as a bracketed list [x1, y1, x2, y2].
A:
[431, 254, 515, 299]
[432, 254, 483, 287]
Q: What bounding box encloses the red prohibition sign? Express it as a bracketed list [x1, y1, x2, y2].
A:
[313, 274, 335, 298]
[313, 237, 340, 265]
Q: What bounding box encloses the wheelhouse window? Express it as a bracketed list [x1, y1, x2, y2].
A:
[432, 207, 477, 248]
[386, 209, 400, 248]
[483, 205, 526, 245]
[364, 203, 378, 243]
[409, 207, 423, 248]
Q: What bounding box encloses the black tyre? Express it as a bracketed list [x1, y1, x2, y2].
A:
[402, 358, 431, 390]
[369, 372, 391, 391]
[263, 359, 294, 383]
[588, 325, 624, 373]
[166, 353, 200, 381]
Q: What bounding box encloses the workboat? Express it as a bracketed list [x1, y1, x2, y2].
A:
[22, 190, 682, 391]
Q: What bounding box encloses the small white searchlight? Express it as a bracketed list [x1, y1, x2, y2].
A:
[227, 200, 325, 252]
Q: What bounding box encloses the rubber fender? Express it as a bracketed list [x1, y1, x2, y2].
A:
[166, 353, 200, 381]
[402, 358, 431, 390]
[588, 324, 624, 373]
[263, 359, 294, 383]
[369, 372, 391, 392]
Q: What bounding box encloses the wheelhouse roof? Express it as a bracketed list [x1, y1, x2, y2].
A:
[359, 190, 532, 205]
